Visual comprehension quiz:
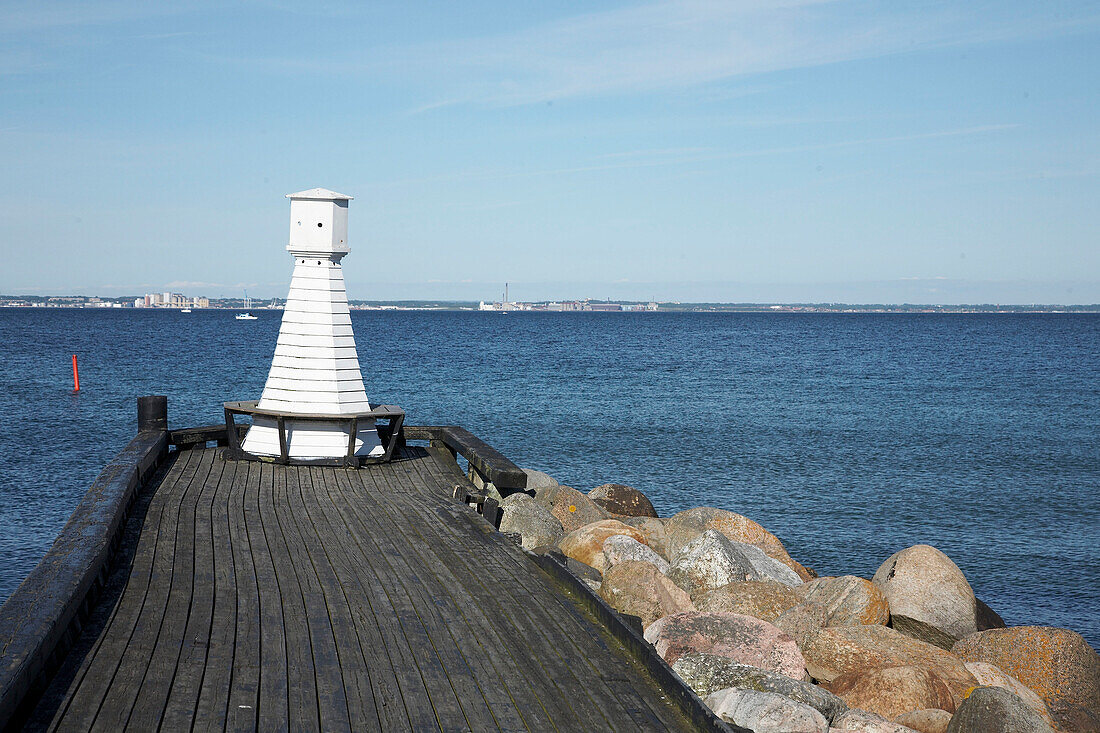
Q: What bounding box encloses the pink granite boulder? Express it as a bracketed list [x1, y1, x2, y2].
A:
[643, 611, 806, 679]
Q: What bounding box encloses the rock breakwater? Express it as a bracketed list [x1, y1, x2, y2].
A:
[500, 473, 1100, 732]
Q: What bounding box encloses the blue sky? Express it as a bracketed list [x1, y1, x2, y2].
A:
[2, 0, 1098, 303]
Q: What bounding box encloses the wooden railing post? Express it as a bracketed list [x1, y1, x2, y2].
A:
[137, 395, 167, 433]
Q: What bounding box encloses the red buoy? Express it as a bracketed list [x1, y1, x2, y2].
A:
[72, 354, 80, 392]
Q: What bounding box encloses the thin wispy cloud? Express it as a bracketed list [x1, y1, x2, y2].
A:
[386, 1, 1100, 107]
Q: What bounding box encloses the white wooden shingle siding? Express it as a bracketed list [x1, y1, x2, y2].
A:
[241, 189, 383, 460]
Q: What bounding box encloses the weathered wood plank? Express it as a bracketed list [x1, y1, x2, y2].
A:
[325, 467, 473, 730]
[224, 461, 261, 731]
[86, 447, 212, 731]
[135, 452, 222, 729]
[344, 465, 507, 732]
[362, 462, 561, 732]
[30, 442, 709, 733]
[296, 467, 381, 732]
[192, 453, 240, 729]
[260, 463, 315, 731]
[280, 467, 351, 731]
[301, 468, 416, 732]
[405, 449, 675, 731]
[248, 460, 290, 732]
[396, 453, 625, 731]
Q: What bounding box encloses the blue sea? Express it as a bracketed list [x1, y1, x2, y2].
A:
[0, 308, 1097, 648]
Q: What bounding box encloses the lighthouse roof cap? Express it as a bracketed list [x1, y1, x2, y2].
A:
[285, 187, 354, 201]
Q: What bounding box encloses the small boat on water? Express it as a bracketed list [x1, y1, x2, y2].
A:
[236, 293, 258, 320]
[180, 308, 192, 313]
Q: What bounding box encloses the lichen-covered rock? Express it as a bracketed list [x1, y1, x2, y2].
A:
[893, 708, 952, 733]
[587, 483, 658, 517]
[945, 686, 1054, 733]
[952, 626, 1100, 728]
[696, 580, 804, 621]
[963, 661, 1054, 728]
[704, 688, 828, 733]
[498, 494, 565, 549]
[643, 611, 806, 678]
[668, 530, 802, 598]
[672, 654, 847, 722]
[832, 708, 920, 732]
[824, 665, 956, 720]
[803, 625, 977, 705]
[665, 506, 813, 580]
[799, 575, 890, 627]
[598, 560, 692, 629]
[872, 545, 978, 640]
[620, 516, 671, 560]
[602, 534, 669, 573]
[540, 485, 609, 533]
[556, 520, 646, 572]
[773, 602, 829, 651]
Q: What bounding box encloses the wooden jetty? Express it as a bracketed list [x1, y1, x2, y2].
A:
[0, 398, 733, 732]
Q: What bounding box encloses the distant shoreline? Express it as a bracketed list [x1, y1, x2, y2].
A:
[1, 301, 1098, 314]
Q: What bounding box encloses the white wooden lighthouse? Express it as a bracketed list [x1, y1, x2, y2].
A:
[240, 188, 384, 460]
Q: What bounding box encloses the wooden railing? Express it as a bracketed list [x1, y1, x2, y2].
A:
[403, 425, 527, 496]
[0, 397, 170, 728]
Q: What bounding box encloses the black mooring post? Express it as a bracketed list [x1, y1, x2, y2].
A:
[137, 395, 168, 432]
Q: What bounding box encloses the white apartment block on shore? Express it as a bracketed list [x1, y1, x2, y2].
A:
[134, 292, 211, 308]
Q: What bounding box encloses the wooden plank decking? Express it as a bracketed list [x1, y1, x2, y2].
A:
[24, 445, 700, 732]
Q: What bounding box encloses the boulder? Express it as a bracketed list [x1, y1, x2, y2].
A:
[945, 686, 1054, 733]
[588, 483, 658, 517]
[557, 520, 646, 572]
[602, 534, 669, 574]
[952, 626, 1100, 728]
[620, 516, 671, 560]
[696, 580, 804, 621]
[672, 654, 847, 722]
[803, 625, 977, 704]
[563, 557, 601, 585]
[974, 598, 1005, 632]
[598, 560, 692, 629]
[963, 662, 1054, 728]
[498, 494, 565, 550]
[872, 545, 977, 639]
[665, 506, 813, 580]
[893, 709, 952, 733]
[668, 530, 802, 598]
[643, 611, 806, 678]
[799, 576, 890, 627]
[832, 708, 920, 732]
[773, 602, 829, 651]
[522, 468, 559, 498]
[539, 484, 609, 533]
[890, 616, 958, 652]
[823, 665, 956, 720]
[704, 688, 828, 733]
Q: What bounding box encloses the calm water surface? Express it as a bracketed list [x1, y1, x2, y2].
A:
[0, 309, 1097, 647]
